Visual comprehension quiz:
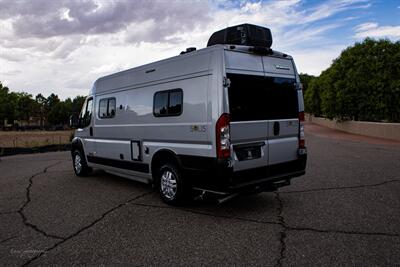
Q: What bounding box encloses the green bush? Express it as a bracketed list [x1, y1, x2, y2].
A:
[304, 38, 400, 122]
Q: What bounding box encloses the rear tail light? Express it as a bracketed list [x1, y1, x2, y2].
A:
[216, 113, 231, 159]
[298, 111, 306, 154]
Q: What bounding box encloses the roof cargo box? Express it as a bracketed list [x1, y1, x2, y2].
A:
[207, 24, 273, 48]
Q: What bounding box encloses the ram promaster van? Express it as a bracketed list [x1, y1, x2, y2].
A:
[71, 24, 307, 204]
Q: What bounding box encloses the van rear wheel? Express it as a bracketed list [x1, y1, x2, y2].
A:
[72, 150, 91, 176]
[158, 163, 189, 205]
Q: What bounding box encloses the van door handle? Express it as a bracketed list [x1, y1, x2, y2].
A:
[89, 127, 93, 136]
[273, 122, 280, 136]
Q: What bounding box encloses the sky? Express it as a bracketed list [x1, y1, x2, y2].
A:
[0, 0, 399, 99]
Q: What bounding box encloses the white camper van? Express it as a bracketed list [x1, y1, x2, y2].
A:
[71, 24, 307, 204]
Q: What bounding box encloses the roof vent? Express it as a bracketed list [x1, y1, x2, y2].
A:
[180, 47, 197, 55]
[207, 24, 272, 48]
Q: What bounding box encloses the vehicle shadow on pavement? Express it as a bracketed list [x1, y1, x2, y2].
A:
[92, 169, 280, 214]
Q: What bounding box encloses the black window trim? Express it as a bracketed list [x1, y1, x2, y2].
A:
[79, 96, 93, 128]
[98, 97, 116, 119]
[153, 88, 183, 117]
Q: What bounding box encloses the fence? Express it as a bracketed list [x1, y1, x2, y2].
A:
[0, 130, 74, 157]
[0, 130, 73, 149]
[306, 115, 400, 142]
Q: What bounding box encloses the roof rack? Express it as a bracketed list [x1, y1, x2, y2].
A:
[207, 24, 273, 48]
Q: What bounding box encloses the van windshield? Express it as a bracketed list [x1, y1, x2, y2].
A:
[227, 73, 298, 122]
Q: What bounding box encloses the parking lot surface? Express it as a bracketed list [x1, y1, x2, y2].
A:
[1, 123, 399, 266]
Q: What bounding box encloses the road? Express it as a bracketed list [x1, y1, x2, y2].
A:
[1, 123, 399, 266]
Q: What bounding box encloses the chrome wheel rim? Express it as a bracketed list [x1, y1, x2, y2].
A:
[74, 154, 82, 173]
[160, 170, 177, 200]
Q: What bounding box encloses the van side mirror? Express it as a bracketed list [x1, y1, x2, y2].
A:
[69, 115, 79, 129]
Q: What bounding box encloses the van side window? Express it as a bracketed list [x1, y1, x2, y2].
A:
[99, 98, 116, 118]
[153, 89, 183, 117]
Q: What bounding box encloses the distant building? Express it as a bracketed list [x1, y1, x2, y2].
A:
[2, 117, 43, 130]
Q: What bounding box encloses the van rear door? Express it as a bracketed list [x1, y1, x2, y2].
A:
[262, 56, 298, 165]
[228, 73, 269, 173]
[225, 51, 299, 173]
[227, 74, 299, 167]
[262, 76, 299, 165]
[225, 50, 268, 174]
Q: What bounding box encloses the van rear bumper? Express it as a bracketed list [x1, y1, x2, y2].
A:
[179, 154, 306, 193]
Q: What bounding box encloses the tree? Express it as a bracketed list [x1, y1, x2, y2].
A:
[304, 78, 322, 116]
[35, 94, 47, 127]
[0, 83, 87, 128]
[0, 83, 20, 125]
[15, 93, 37, 124]
[299, 73, 316, 93]
[304, 38, 400, 122]
[45, 93, 60, 115]
[0, 83, 10, 125]
[71, 96, 86, 116]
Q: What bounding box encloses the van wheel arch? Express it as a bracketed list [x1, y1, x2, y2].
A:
[151, 149, 182, 185]
[71, 138, 92, 176]
[71, 138, 84, 155]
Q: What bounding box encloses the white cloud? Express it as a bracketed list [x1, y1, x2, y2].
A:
[276, 23, 342, 50]
[300, 0, 370, 24]
[0, 50, 27, 62]
[242, 2, 262, 13]
[0, 69, 22, 76]
[59, 7, 74, 22]
[355, 22, 377, 31]
[0, 0, 380, 98]
[291, 45, 346, 75]
[354, 22, 400, 38]
[0, 0, 210, 40]
[89, 62, 130, 75]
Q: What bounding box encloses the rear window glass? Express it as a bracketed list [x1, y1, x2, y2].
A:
[227, 73, 298, 121]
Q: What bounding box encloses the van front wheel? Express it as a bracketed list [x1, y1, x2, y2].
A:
[72, 150, 91, 176]
[158, 163, 188, 205]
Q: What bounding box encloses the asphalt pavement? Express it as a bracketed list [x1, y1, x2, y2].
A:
[1, 123, 399, 266]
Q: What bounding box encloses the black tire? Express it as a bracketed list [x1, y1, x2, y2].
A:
[158, 163, 190, 205]
[72, 150, 91, 176]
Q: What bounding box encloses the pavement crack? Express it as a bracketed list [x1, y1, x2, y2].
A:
[275, 192, 287, 267]
[0, 210, 19, 215]
[131, 199, 399, 239]
[286, 226, 399, 237]
[22, 191, 152, 267]
[282, 179, 400, 194]
[20, 189, 400, 266]
[0, 236, 17, 244]
[18, 161, 65, 240]
[130, 201, 400, 238]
